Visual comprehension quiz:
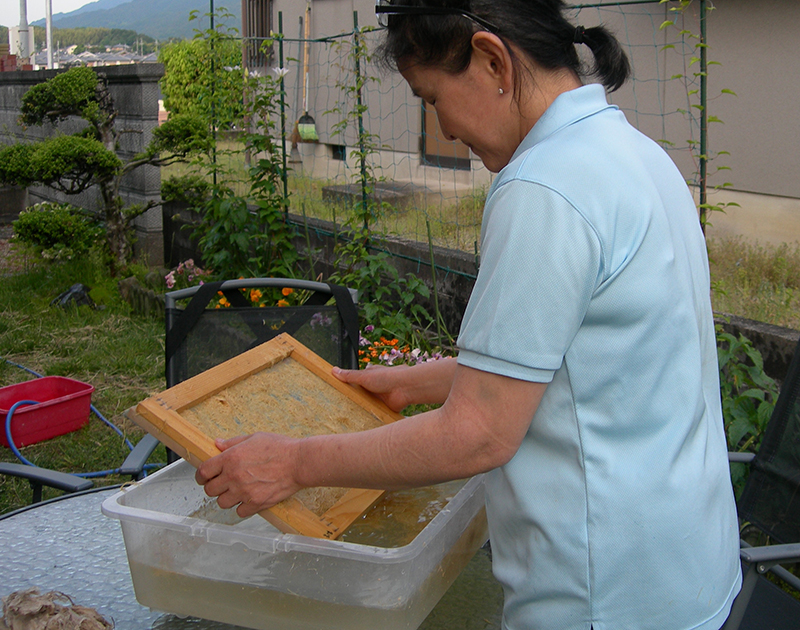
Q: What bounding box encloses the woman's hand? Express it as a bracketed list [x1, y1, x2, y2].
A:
[332, 357, 458, 412]
[195, 432, 303, 518]
[332, 364, 412, 412]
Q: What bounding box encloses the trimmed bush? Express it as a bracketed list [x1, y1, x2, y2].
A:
[12, 202, 103, 260]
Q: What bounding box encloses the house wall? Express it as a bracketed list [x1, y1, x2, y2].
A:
[587, 0, 800, 246]
[274, 0, 800, 246]
[0, 63, 164, 261]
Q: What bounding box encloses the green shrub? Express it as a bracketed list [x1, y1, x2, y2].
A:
[161, 174, 211, 206]
[716, 324, 780, 497]
[12, 202, 103, 260]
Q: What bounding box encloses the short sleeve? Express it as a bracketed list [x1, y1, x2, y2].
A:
[456, 179, 603, 382]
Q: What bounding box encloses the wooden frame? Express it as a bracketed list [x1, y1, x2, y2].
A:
[132, 333, 403, 539]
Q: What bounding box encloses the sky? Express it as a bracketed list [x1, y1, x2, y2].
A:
[3, 0, 94, 27]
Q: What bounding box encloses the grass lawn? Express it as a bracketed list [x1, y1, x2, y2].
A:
[0, 239, 167, 513]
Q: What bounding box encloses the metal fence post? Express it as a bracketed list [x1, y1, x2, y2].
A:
[278, 11, 289, 211]
[699, 0, 708, 230]
[210, 0, 217, 187]
[353, 11, 369, 232]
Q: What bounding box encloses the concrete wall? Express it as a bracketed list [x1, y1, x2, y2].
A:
[0, 64, 165, 262]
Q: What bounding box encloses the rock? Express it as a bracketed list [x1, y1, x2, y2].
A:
[1, 588, 113, 630]
[50, 284, 96, 310]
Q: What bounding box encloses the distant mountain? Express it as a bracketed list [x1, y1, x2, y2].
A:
[30, 0, 241, 41]
[61, 0, 136, 19]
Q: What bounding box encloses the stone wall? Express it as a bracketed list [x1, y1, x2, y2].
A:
[0, 64, 165, 262]
[0, 186, 26, 225]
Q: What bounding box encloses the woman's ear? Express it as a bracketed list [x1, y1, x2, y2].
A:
[470, 32, 514, 93]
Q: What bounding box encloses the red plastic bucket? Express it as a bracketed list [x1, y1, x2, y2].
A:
[0, 376, 94, 448]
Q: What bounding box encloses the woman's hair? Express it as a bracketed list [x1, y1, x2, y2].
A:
[377, 0, 631, 92]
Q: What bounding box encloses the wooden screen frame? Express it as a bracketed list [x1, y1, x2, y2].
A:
[132, 333, 403, 539]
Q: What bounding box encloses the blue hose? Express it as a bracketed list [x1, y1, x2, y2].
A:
[2, 359, 133, 450]
[3, 358, 162, 478]
[5, 401, 39, 467]
[5, 400, 126, 477]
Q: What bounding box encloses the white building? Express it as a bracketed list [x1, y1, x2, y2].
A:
[9, 26, 34, 59]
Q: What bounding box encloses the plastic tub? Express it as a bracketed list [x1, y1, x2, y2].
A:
[0, 376, 94, 448]
[102, 460, 488, 630]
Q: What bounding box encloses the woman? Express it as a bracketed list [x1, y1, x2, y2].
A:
[196, 1, 742, 628]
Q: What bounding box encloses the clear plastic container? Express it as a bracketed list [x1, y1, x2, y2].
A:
[102, 460, 488, 630]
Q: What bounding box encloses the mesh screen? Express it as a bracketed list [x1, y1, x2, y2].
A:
[167, 304, 351, 386]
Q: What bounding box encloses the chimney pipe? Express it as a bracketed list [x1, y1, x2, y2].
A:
[46, 0, 53, 68]
[18, 0, 30, 60]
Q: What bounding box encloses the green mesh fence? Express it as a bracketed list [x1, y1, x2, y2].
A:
[197, 0, 708, 278]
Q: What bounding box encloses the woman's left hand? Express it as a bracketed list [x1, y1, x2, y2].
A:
[195, 432, 303, 518]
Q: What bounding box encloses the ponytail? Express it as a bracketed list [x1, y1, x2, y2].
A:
[576, 25, 631, 93]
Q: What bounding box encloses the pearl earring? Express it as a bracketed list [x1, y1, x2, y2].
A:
[499, 88, 504, 95]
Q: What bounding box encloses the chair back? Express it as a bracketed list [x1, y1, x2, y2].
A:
[164, 279, 359, 388]
[737, 335, 800, 543]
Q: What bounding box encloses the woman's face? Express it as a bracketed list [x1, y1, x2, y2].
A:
[400, 60, 521, 173]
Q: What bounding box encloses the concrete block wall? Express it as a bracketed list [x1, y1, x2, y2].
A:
[0, 64, 165, 263]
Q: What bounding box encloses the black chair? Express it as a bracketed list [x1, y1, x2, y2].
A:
[723, 335, 800, 630]
[121, 278, 360, 473]
[0, 462, 93, 504]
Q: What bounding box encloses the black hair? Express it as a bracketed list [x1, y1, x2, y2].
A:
[377, 0, 631, 93]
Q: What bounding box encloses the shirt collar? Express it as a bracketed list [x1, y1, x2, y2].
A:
[510, 83, 616, 163]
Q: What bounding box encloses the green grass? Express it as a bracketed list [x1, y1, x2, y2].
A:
[0, 248, 166, 514]
[708, 237, 800, 330]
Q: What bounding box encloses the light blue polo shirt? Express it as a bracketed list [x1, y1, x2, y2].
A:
[457, 84, 741, 630]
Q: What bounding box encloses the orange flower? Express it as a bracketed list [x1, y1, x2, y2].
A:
[250, 288, 263, 302]
[281, 287, 294, 296]
[277, 299, 290, 307]
[362, 357, 371, 363]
